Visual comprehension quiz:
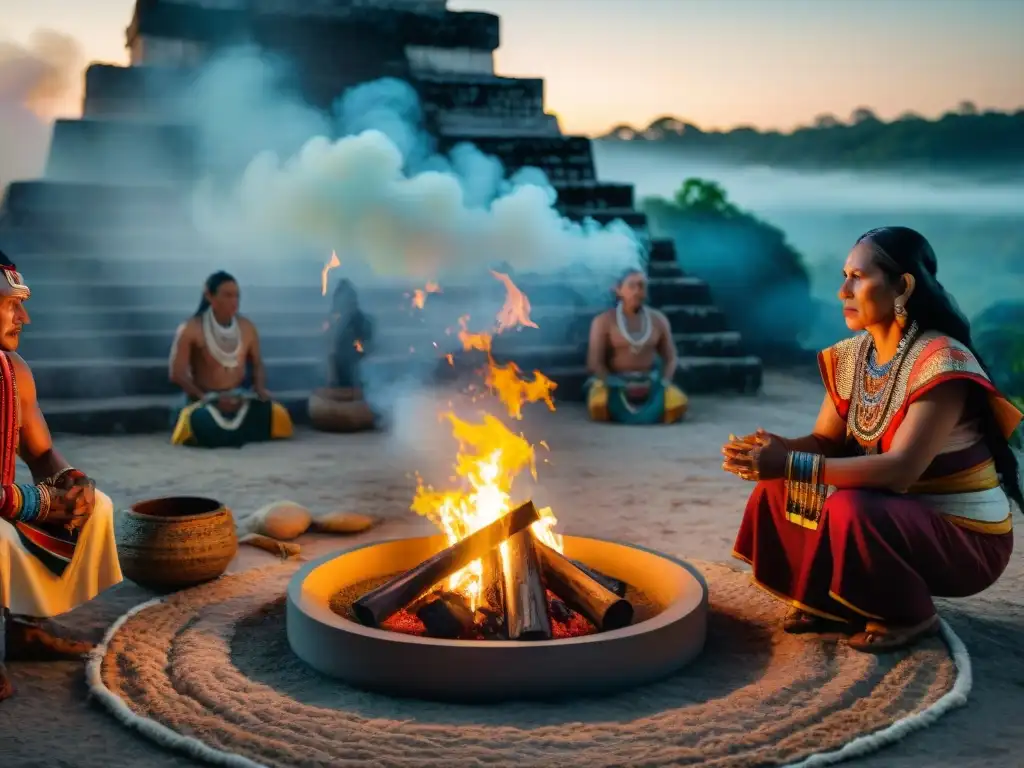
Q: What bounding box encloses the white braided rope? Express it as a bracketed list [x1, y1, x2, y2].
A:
[784, 617, 972, 767]
[85, 600, 970, 768]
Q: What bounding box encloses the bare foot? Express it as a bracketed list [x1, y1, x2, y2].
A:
[4, 616, 95, 661]
[847, 615, 940, 654]
[0, 663, 13, 702]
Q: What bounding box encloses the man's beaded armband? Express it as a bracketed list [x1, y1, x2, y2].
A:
[0, 482, 52, 523]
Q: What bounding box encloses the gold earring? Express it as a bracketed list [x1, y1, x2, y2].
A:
[894, 301, 907, 329]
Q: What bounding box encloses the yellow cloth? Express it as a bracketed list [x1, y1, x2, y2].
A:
[0, 491, 122, 617]
[171, 399, 294, 447]
[587, 379, 688, 424]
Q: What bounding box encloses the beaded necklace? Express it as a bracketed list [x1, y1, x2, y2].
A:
[848, 322, 919, 444]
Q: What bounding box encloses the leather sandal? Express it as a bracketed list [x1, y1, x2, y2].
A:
[847, 616, 940, 654]
[783, 608, 855, 635]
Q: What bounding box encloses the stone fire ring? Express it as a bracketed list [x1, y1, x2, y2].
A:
[286, 534, 708, 702]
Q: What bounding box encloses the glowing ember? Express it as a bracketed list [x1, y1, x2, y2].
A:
[411, 412, 561, 610]
[321, 250, 341, 296]
[354, 340, 364, 353]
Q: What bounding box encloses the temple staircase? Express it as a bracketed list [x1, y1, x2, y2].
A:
[1, 69, 761, 435]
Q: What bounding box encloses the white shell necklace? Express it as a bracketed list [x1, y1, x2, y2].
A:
[615, 302, 652, 354]
[202, 308, 242, 369]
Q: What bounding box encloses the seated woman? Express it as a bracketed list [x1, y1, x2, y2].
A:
[723, 226, 1021, 654]
[585, 268, 688, 424]
[169, 271, 294, 448]
[308, 278, 377, 433]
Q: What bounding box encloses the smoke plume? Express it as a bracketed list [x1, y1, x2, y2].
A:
[0, 30, 83, 191]
[187, 48, 641, 280]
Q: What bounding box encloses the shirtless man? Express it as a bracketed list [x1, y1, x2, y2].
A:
[169, 271, 293, 448]
[585, 268, 688, 424]
[0, 250, 122, 702]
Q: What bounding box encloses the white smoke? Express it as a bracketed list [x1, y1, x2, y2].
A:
[186, 49, 641, 279]
[0, 30, 82, 192]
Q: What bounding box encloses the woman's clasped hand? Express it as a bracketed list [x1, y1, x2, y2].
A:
[721, 428, 789, 481]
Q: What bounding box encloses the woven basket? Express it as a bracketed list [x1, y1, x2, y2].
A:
[308, 388, 376, 432]
[116, 496, 238, 591]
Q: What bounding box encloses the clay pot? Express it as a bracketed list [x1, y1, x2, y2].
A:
[116, 496, 238, 591]
[308, 387, 376, 432]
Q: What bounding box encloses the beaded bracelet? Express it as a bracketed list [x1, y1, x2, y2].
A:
[784, 450, 828, 525]
[47, 467, 85, 487]
[0, 483, 53, 523]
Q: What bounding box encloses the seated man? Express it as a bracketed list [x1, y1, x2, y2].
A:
[0, 252, 122, 702]
[308, 278, 377, 432]
[585, 268, 688, 424]
[169, 271, 294, 448]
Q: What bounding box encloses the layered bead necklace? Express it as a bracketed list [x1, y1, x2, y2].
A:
[849, 321, 919, 444]
[202, 308, 242, 369]
[615, 302, 652, 354]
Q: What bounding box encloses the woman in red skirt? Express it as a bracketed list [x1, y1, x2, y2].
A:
[723, 226, 1022, 653]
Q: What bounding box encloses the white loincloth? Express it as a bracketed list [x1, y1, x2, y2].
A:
[0, 490, 123, 618]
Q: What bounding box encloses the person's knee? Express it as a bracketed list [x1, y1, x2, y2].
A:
[823, 489, 881, 529]
[89, 491, 115, 527]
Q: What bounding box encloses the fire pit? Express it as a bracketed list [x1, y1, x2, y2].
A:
[286, 517, 707, 702]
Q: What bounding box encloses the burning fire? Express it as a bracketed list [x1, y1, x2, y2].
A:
[411, 281, 442, 310]
[354, 340, 364, 353]
[408, 271, 565, 610]
[321, 250, 341, 296]
[491, 270, 539, 332]
[411, 412, 561, 610]
[453, 273, 557, 421]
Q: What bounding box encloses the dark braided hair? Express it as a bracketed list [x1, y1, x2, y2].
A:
[194, 271, 237, 316]
[856, 226, 1023, 511]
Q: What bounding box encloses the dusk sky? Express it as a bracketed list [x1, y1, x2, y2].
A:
[2, 0, 1022, 135]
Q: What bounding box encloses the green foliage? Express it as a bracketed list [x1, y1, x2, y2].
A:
[601, 107, 1024, 173]
[972, 301, 1024, 396]
[642, 179, 816, 360]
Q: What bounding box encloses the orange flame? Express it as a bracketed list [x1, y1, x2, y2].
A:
[411, 281, 442, 310]
[484, 362, 557, 421]
[411, 412, 561, 609]
[491, 270, 539, 333]
[321, 251, 341, 296]
[354, 340, 364, 353]
[457, 315, 492, 353]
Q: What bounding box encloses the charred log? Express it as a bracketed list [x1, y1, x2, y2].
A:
[474, 550, 508, 639]
[536, 542, 634, 631]
[549, 595, 573, 623]
[353, 500, 540, 627]
[416, 591, 476, 639]
[500, 530, 552, 641]
[569, 559, 628, 597]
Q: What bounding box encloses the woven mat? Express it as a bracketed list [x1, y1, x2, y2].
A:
[87, 560, 968, 768]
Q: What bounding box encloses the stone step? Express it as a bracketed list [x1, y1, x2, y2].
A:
[20, 326, 743, 362]
[649, 239, 678, 264]
[438, 134, 596, 183]
[20, 302, 731, 335]
[647, 260, 684, 278]
[3, 178, 636, 221]
[20, 275, 709, 310]
[36, 355, 762, 434]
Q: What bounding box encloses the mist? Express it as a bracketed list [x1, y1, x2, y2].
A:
[0, 30, 82, 191]
[184, 47, 641, 282]
[595, 140, 1024, 333]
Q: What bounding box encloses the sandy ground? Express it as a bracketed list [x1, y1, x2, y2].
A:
[2, 372, 1023, 767]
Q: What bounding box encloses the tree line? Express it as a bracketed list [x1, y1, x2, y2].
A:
[600, 104, 1024, 172]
